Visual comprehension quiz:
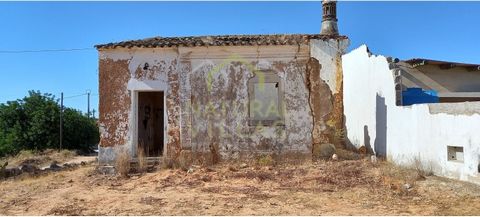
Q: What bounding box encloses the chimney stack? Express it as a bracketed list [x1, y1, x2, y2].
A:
[320, 0, 339, 36]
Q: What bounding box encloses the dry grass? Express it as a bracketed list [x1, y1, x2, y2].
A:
[412, 156, 434, 178]
[114, 147, 131, 177]
[161, 157, 175, 170]
[177, 150, 193, 170]
[161, 154, 192, 171]
[379, 161, 421, 196]
[2, 149, 77, 168]
[136, 148, 147, 174]
[2, 156, 480, 215]
[257, 154, 275, 167]
[230, 170, 274, 181]
[335, 148, 362, 160]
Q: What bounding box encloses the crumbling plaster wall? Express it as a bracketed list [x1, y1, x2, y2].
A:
[177, 45, 315, 161]
[98, 39, 347, 164]
[309, 39, 349, 148]
[98, 57, 131, 164]
[343, 45, 480, 184]
[98, 48, 177, 164]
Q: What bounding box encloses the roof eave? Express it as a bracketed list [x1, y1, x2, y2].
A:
[94, 34, 349, 50]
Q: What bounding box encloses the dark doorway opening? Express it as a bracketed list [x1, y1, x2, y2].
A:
[138, 91, 164, 157]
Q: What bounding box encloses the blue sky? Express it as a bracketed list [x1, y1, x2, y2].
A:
[0, 1, 479, 115]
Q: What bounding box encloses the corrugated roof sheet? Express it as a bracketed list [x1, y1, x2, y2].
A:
[405, 58, 480, 69]
[95, 34, 348, 49]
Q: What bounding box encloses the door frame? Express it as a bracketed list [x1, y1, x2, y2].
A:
[133, 90, 167, 158]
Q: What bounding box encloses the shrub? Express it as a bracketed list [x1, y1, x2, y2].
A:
[0, 91, 99, 157]
[115, 147, 131, 177]
[136, 147, 147, 173]
[62, 108, 99, 152]
[161, 157, 175, 170]
[257, 154, 275, 166]
[412, 156, 434, 178]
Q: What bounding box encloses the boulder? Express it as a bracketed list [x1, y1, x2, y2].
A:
[20, 164, 39, 173]
[313, 143, 336, 160]
[63, 163, 79, 169]
[403, 183, 413, 191]
[96, 165, 115, 175]
[331, 154, 338, 161]
[1, 167, 22, 178]
[7, 167, 22, 177]
[358, 146, 367, 154]
[49, 162, 63, 171]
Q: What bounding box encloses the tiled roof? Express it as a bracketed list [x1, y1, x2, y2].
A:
[95, 34, 348, 49]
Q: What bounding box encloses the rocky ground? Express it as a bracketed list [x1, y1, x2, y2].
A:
[0, 150, 96, 179]
[1, 157, 480, 215]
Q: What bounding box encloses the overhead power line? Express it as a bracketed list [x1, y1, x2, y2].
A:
[63, 93, 88, 99]
[63, 92, 99, 100]
[0, 48, 94, 54]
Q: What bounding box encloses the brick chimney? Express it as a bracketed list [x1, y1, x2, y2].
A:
[320, 0, 339, 36]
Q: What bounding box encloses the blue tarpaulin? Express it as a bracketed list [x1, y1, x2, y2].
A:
[402, 88, 439, 106]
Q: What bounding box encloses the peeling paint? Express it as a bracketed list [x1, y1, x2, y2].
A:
[97, 40, 349, 164]
[98, 58, 131, 148]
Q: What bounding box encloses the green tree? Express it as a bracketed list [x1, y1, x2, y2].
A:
[20, 91, 60, 150]
[0, 99, 27, 154]
[0, 91, 99, 156]
[62, 108, 99, 152]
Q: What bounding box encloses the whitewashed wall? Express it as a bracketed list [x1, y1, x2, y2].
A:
[343, 45, 480, 184]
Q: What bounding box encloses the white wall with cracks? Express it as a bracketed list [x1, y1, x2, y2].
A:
[343, 45, 480, 184]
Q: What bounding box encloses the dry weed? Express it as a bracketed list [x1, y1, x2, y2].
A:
[313, 160, 380, 188]
[335, 148, 362, 160]
[160, 158, 179, 171]
[178, 150, 193, 170]
[379, 162, 419, 196]
[257, 154, 275, 167]
[115, 147, 131, 177]
[412, 156, 434, 178]
[136, 147, 147, 173]
[48, 203, 86, 215]
[231, 170, 273, 181]
[140, 196, 165, 206]
[4, 149, 77, 168]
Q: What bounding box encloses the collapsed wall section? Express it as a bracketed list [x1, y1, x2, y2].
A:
[309, 39, 349, 151]
[343, 45, 480, 184]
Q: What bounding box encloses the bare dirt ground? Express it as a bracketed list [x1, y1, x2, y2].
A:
[1, 158, 480, 215]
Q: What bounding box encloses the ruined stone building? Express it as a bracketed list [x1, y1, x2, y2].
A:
[95, 1, 349, 164]
[95, 0, 480, 185]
